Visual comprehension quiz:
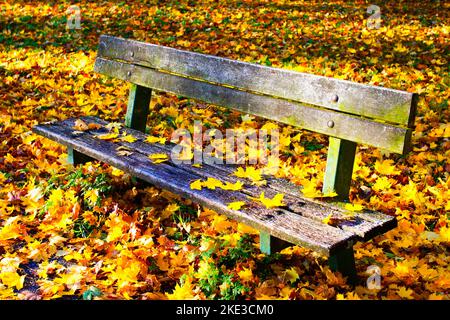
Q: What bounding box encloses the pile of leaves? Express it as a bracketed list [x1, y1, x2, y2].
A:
[0, 0, 449, 300]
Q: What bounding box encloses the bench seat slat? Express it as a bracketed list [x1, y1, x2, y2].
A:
[97, 35, 417, 127]
[78, 116, 396, 241]
[33, 117, 397, 255]
[94, 57, 412, 154]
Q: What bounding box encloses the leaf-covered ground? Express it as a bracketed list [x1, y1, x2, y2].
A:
[0, 0, 449, 300]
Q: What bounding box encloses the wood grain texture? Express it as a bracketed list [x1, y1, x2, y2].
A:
[96, 35, 417, 127]
[32, 117, 398, 252]
[33, 119, 356, 256]
[75, 116, 396, 241]
[94, 57, 412, 154]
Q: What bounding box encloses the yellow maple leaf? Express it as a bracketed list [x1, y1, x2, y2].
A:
[48, 188, 64, 206]
[438, 226, 450, 242]
[145, 135, 166, 144]
[148, 153, 169, 164]
[238, 268, 253, 282]
[301, 180, 322, 198]
[234, 167, 263, 183]
[345, 203, 364, 211]
[221, 181, 244, 191]
[374, 159, 400, 175]
[285, 267, 299, 284]
[251, 192, 285, 209]
[0, 217, 25, 241]
[397, 287, 414, 299]
[167, 277, 196, 300]
[0, 271, 25, 290]
[322, 213, 333, 225]
[84, 189, 99, 207]
[227, 201, 246, 211]
[190, 180, 203, 190]
[95, 132, 119, 141]
[203, 177, 223, 190]
[119, 134, 137, 143]
[111, 168, 124, 177]
[372, 176, 393, 192]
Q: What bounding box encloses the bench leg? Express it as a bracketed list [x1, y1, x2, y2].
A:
[259, 231, 291, 255]
[126, 84, 152, 133]
[67, 147, 93, 165]
[328, 246, 357, 285]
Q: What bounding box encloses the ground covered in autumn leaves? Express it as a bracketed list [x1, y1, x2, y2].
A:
[0, 0, 449, 300]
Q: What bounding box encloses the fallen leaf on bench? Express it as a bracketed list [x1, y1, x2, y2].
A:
[119, 134, 137, 143]
[73, 119, 89, 131]
[95, 132, 119, 141]
[190, 179, 203, 190]
[322, 213, 333, 225]
[116, 146, 133, 157]
[322, 191, 338, 198]
[145, 135, 167, 144]
[249, 192, 285, 209]
[148, 153, 169, 163]
[189, 177, 243, 191]
[221, 181, 244, 191]
[227, 201, 245, 211]
[203, 177, 223, 190]
[344, 203, 364, 211]
[234, 166, 263, 183]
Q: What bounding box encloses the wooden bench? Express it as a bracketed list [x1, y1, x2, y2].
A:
[33, 35, 418, 284]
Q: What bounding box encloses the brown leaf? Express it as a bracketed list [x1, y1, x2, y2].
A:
[73, 119, 89, 131]
[88, 123, 102, 130]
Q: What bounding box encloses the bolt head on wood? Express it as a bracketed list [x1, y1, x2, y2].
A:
[332, 94, 339, 102]
[130, 51, 134, 57]
[127, 71, 132, 77]
[327, 120, 335, 128]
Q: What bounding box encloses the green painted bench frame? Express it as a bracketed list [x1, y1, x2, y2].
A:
[53, 35, 418, 284]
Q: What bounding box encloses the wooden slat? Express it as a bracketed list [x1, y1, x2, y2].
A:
[79, 116, 397, 241]
[32, 119, 357, 256]
[96, 35, 417, 127]
[94, 58, 412, 154]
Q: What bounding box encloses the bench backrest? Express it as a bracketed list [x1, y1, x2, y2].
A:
[94, 35, 418, 199]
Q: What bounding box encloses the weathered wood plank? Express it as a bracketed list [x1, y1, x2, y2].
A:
[96, 35, 417, 127]
[94, 58, 412, 154]
[33, 116, 397, 241]
[322, 138, 357, 201]
[74, 116, 396, 241]
[32, 119, 357, 256]
[125, 84, 152, 132]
